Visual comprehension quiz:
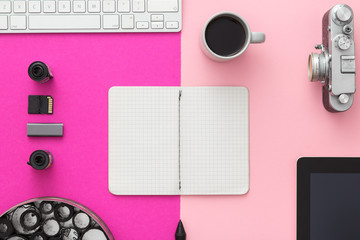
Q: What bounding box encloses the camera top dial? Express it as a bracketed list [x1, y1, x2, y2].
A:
[336, 6, 352, 22]
[337, 35, 351, 50]
[332, 4, 353, 25]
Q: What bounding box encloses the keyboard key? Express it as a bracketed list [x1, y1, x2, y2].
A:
[88, 1, 101, 13]
[118, 0, 130, 12]
[44, 1, 56, 13]
[151, 15, 163, 22]
[29, 1, 41, 13]
[103, 0, 115, 13]
[0, 0, 182, 33]
[166, 21, 178, 29]
[121, 14, 134, 29]
[103, 15, 119, 29]
[10, 15, 26, 29]
[151, 22, 163, 29]
[0, 16, 8, 29]
[148, 0, 178, 12]
[0, 1, 11, 13]
[29, 15, 101, 29]
[14, 1, 26, 13]
[136, 21, 149, 29]
[73, 1, 86, 13]
[133, 0, 144, 12]
[59, 1, 71, 13]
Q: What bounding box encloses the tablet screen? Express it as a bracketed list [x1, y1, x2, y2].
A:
[310, 173, 360, 240]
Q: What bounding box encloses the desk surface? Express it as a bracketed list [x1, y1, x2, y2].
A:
[181, 0, 360, 239]
[1, 0, 360, 239]
[0, 33, 180, 239]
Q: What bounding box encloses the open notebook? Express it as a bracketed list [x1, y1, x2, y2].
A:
[109, 87, 249, 195]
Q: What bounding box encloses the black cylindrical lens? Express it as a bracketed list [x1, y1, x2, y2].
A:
[28, 150, 53, 170]
[28, 61, 53, 83]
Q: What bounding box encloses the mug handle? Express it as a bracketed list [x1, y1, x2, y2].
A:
[250, 32, 266, 44]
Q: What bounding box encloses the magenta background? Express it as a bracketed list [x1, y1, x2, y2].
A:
[0, 33, 180, 240]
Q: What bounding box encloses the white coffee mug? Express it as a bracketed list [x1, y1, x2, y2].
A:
[201, 12, 266, 62]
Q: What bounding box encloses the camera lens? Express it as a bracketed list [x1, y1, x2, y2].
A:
[308, 54, 314, 81]
[308, 53, 329, 82]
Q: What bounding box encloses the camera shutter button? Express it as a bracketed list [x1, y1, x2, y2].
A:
[336, 6, 352, 22]
[338, 94, 350, 104]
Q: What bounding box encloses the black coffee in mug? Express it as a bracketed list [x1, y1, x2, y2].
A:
[205, 16, 247, 57]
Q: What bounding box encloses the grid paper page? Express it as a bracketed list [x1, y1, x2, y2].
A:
[180, 87, 249, 195]
[109, 87, 180, 195]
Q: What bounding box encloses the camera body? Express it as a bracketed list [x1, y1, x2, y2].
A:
[309, 4, 356, 112]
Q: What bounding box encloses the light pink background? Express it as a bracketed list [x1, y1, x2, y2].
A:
[0, 33, 180, 239]
[181, 0, 360, 240]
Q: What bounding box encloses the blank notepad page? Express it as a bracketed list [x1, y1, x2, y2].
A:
[180, 87, 249, 195]
[109, 87, 180, 195]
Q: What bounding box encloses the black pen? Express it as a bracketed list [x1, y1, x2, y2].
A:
[175, 219, 186, 240]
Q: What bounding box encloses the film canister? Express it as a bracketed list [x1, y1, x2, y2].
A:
[82, 229, 107, 240]
[30, 232, 47, 240]
[43, 218, 60, 237]
[0, 218, 14, 239]
[54, 204, 74, 223]
[72, 212, 91, 231]
[28, 61, 53, 83]
[60, 228, 79, 240]
[40, 201, 54, 215]
[20, 210, 41, 231]
[28, 150, 53, 170]
[7, 235, 28, 240]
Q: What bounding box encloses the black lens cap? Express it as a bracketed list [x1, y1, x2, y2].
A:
[28, 61, 49, 82]
[28, 150, 50, 170]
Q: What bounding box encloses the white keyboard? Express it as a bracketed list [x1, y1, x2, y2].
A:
[0, 0, 182, 33]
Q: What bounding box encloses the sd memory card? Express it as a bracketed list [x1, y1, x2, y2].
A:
[28, 95, 53, 114]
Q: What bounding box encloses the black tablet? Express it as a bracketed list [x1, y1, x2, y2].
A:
[297, 157, 360, 240]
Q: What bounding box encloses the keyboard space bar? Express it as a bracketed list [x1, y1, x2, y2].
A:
[29, 15, 101, 30]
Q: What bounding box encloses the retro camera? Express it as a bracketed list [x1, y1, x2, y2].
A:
[308, 4, 356, 112]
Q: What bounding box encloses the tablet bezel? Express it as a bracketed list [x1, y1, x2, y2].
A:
[297, 157, 360, 240]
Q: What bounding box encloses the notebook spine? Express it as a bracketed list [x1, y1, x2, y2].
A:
[178, 90, 182, 191]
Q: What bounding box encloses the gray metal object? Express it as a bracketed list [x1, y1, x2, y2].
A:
[308, 4, 356, 112]
[27, 123, 63, 137]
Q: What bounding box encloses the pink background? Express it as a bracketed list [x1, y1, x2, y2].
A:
[1, 0, 360, 239]
[0, 33, 180, 239]
[181, 0, 360, 240]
